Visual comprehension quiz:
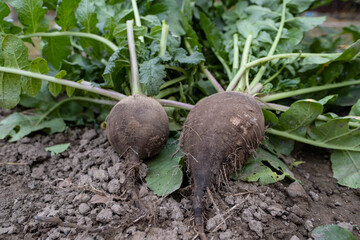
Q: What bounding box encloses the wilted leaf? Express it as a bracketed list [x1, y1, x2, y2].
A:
[45, 143, 70, 156]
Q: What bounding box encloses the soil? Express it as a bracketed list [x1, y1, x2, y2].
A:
[1, 108, 360, 240]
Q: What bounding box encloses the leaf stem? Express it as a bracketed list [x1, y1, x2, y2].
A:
[19, 32, 118, 51]
[131, 0, 144, 43]
[126, 20, 142, 95]
[164, 65, 188, 76]
[249, 0, 287, 89]
[160, 76, 187, 90]
[156, 87, 179, 99]
[263, 65, 286, 85]
[157, 99, 193, 110]
[261, 79, 360, 102]
[232, 34, 239, 72]
[266, 128, 360, 152]
[36, 97, 116, 125]
[0, 66, 125, 100]
[235, 34, 252, 92]
[159, 20, 169, 56]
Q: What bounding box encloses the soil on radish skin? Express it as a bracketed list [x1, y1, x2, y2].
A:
[1, 121, 359, 239]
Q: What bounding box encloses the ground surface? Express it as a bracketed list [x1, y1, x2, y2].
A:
[0, 108, 359, 240]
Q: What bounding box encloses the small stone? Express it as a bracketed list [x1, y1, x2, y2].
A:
[31, 166, 45, 180]
[79, 203, 91, 215]
[289, 204, 305, 217]
[241, 208, 253, 222]
[225, 195, 234, 205]
[337, 222, 353, 231]
[92, 169, 108, 181]
[267, 204, 284, 216]
[288, 213, 303, 225]
[82, 129, 97, 140]
[219, 229, 233, 240]
[334, 200, 342, 206]
[107, 179, 120, 194]
[138, 184, 148, 198]
[248, 220, 263, 238]
[74, 193, 91, 203]
[309, 191, 319, 201]
[206, 214, 226, 231]
[111, 204, 125, 216]
[290, 235, 300, 240]
[44, 194, 52, 203]
[304, 220, 314, 231]
[286, 182, 308, 199]
[96, 209, 113, 223]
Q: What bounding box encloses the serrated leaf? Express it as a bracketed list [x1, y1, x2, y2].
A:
[102, 47, 128, 88]
[277, 100, 323, 136]
[22, 57, 49, 97]
[236, 148, 295, 185]
[8, 0, 48, 33]
[0, 35, 29, 109]
[75, 0, 98, 33]
[334, 40, 360, 61]
[331, 151, 360, 188]
[311, 224, 357, 240]
[45, 143, 71, 156]
[55, 0, 81, 31]
[42, 36, 71, 69]
[173, 48, 205, 65]
[49, 70, 66, 97]
[139, 57, 166, 96]
[146, 138, 183, 196]
[0, 112, 66, 142]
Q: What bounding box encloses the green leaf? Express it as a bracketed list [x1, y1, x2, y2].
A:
[331, 151, 360, 188]
[334, 40, 360, 61]
[45, 143, 71, 156]
[277, 100, 323, 136]
[146, 138, 183, 196]
[311, 224, 357, 240]
[0, 35, 29, 109]
[113, 24, 147, 40]
[343, 25, 360, 41]
[42, 36, 71, 69]
[236, 148, 295, 185]
[0, 0, 10, 19]
[75, 0, 99, 33]
[8, 0, 48, 33]
[349, 99, 360, 117]
[173, 48, 205, 65]
[66, 85, 76, 97]
[102, 47, 129, 88]
[0, 112, 66, 142]
[287, 0, 313, 13]
[286, 16, 326, 32]
[48, 70, 66, 97]
[139, 57, 166, 96]
[55, 0, 82, 31]
[22, 57, 49, 97]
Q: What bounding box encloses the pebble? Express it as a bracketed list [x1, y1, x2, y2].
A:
[79, 203, 91, 215]
[206, 214, 226, 231]
[289, 204, 305, 217]
[290, 235, 301, 240]
[267, 204, 284, 216]
[337, 222, 353, 231]
[92, 169, 109, 181]
[248, 220, 263, 238]
[107, 179, 120, 194]
[288, 213, 303, 224]
[286, 182, 308, 199]
[73, 193, 91, 203]
[219, 229, 233, 240]
[309, 191, 319, 201]
[82, 129, 97, 140]
[304, 220, 314, 231]
[241, 208, 253, 222]
[96, 209, 113, 223]
[111, 204, 125, 216]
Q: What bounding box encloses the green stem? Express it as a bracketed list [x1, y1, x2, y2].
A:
[37, 97, 116, 125]
[261, 79, 360, 102]
[0, 66, 125, 100]
[160, 76, 187, 90]
[159, 20, 169, 56]
[263, 65, 286, 85]
[232, 33, 239, 72]
[164, 65, 188, 76]
[236, 34, 252, 92]
[131, 0, 144, 43]
[266, 128, 360, 152]
[248, 0, 287, 90]
[157, 99, 193, 110]
[228, 52, 340, 90]
[19, 32, 118, 52]
[213, 48, 232, 81]
[259, 101, 360, 128]
[156, 87, 179, 99]
[126, 20, 142, 95]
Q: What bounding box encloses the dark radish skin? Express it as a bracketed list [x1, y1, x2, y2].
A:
[182, 92, 265, 236]
[106, 94, 169, 160]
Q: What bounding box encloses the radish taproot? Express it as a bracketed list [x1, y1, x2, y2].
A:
[106, 95, 169, 160]
[182, 91, 265, 234]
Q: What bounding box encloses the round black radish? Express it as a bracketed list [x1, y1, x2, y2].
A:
[106, 95, 169, 160]
[182, 92, 265, 230]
